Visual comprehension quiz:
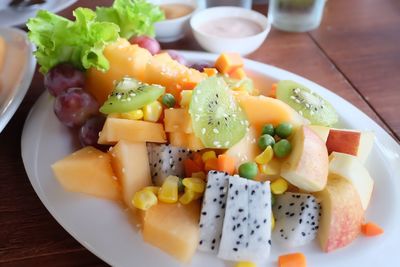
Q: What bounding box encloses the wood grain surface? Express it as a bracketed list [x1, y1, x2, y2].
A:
[0, 0, 398, 266]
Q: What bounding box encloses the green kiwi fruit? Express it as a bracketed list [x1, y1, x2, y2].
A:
[276, 80, 338, 126]
[100, 77, 165, 114]
[189, 76, 248, 149]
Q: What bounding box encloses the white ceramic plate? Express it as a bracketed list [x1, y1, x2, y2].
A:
[0, 27, 35, 133]
[21, 51, 400, 267]
[0, 0, 77, 27]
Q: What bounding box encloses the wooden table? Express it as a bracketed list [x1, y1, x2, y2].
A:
[1, 0, 399, 266]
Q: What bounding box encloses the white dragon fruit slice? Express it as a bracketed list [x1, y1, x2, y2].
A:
[218, 176, 249, 261]
[273, 192, 321, 248]
[246, 180, 272, 262]
[146, 143, 192, 185]
[198, 171, 230, 253]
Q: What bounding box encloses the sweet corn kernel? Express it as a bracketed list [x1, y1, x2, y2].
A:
[158, 175, 179, 203]
[271, 178, 289, 195]
[179, 189, 202, 205]
[202, 151, 217, 163]
[119, 109, 144, 120]
[182, 178, 206, 193]
[235, 261, 256, 267]
[143, 101, 163, 122]
[180, 90, 192, 108]
[255, 146, 274, 165]
[271, 212, 275, 230]
[142, 186, 160, 195]
[132, 190, 158, 211]
[192, 171, 206, 180]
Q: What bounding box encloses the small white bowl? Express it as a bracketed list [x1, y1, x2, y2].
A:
[190, 7, 271, 55]
[149, 0, 199, 43]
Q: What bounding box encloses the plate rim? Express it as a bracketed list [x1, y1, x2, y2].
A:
[21, 50, 400, 266]
[0, 26, 36, 133]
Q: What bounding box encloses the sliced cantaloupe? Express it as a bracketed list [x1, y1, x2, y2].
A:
[143, 53, 206, 101]
[142, 201, 200, 263]
[215, 52, 244, 74]
[235, 94, 307, 135]
[86, 38, 152, 104]
[230, 67, 247, 80]
[169, 132, 205, 151]
[0, 36, 5, 72]
[225, 126, 260, 170]
[109, 141, 152, 209]
[164, 108, 192, 133]
[51, 146, 120, 200]
[98, 117, 167, 145]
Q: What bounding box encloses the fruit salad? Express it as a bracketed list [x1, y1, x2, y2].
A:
[27, 1, 381, 266]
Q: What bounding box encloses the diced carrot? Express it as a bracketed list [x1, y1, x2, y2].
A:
[230, 67, 247, 79]
[204, 158, 218, 172]
[278, 253, 306, 267]
[183, 159, 203, 177]
[268, 83, 277, 98]
[215, 52, 244, 74]
[192, 152, 205, 170]
[217, 154, 236, 175]
[361, 222, 384, 237]
[203, 68, 218, 77]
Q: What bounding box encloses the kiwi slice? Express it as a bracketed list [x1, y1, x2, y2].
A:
[189, 76, 248, 149]
[276, 80, 338, 126]
[100, 77, 165, 114]
[222, 75, 254, 94]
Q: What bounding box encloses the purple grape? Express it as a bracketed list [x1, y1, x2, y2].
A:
[129, 36, 161, 55]
[45, 63, 85, 97]
[189, 62, 213, 72]
[163, 50, 187, 65]
[54, 88, 99, 128]
[79, 115, 106, 148]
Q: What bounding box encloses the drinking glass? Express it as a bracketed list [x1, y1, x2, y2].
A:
[205, 0, 252, 9]
[268, 0, 326, 32]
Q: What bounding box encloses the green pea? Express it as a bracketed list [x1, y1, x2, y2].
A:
[162, 93, 176, 108]
[273, 139, 292, 158]
[178, 178, 185, 193]
[238, 162, 258, 180]
[276, 123, 293, 138]
[271, 193, 276, 206]
[258, 134, 275, 150]
[261, 124, 275, 136]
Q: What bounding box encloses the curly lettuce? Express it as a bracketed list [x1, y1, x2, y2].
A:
[95, 0, 165, 39]
[27, 8, 119, 73]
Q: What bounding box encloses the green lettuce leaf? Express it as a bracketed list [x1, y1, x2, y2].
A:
[95, 0, 164, 39]
[27, 8, 120, 73]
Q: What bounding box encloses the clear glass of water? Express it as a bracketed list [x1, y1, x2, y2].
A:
[268, 0, 326, 32]
[205, 0, 253, 9]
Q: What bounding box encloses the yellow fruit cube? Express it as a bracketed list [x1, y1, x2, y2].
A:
[132, 190, 158, 211]
[201, 151, 217, 163]
[255, 146, 274, 165]
[180, 90, 192, 108]
[182, 178, 206, 193]
[192, 171, 206, 180]
[143, 101, 163, 122]
[158, 175, 179, 203]
[271, 178, 289, 195]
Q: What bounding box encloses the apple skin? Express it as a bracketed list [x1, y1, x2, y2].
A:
[310, 127, 375, 164]
[316, 173, 364, 253]
[329, 152, 374, 210]
[281, 125, 329, 192]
